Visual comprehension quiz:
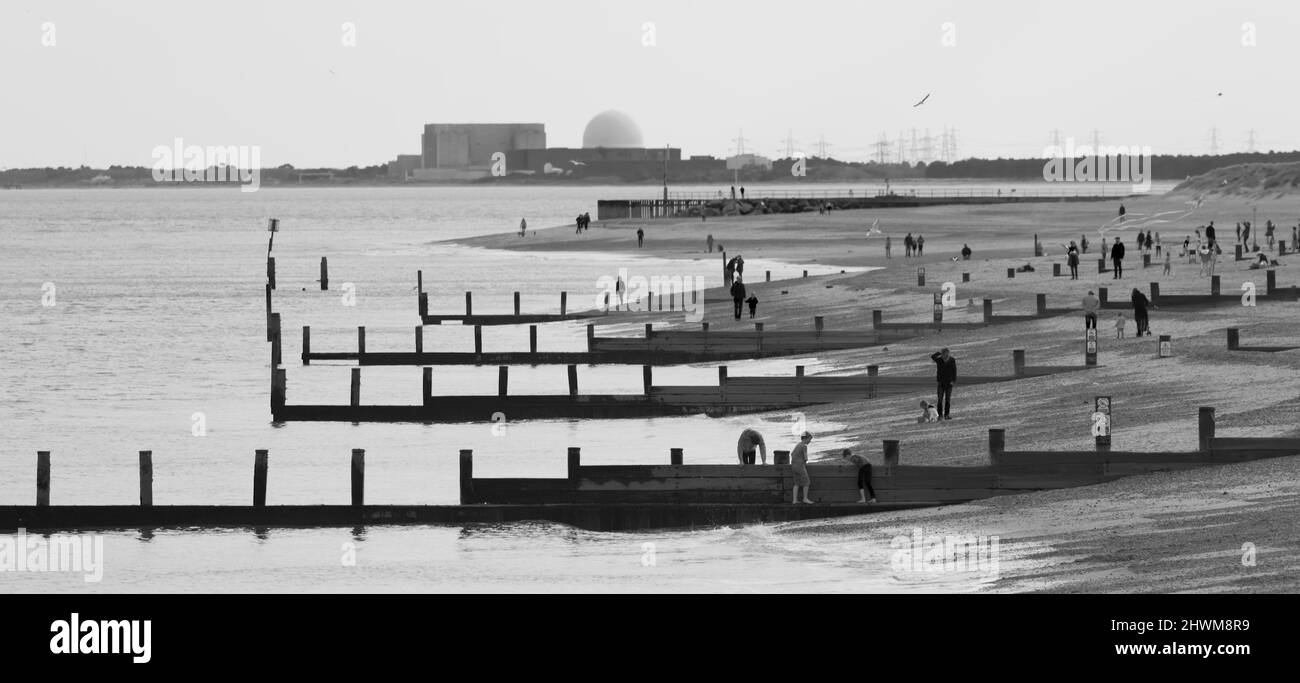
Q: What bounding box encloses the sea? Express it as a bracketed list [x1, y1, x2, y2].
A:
[0, 182, 1156, 593]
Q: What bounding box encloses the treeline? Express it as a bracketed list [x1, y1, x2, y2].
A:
[0, 164, 390, 187]
[923, 151, 1300, 180]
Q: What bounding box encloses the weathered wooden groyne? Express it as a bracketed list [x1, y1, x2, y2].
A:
[272, 349, 1090, 423]
[1096, 273, 1297, 309]
[1225, 328, 1300, 353]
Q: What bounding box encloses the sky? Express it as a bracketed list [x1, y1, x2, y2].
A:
[1, 0, 1297, 168]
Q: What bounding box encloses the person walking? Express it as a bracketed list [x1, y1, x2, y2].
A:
[1110, 236, 1125, 279]
[1067, 240, 1080, 279]
[841, 449, 876, 504]
[519, 217, 527, 237]
[707, 234, 714, 253]
[904, 233, 914, 258]
[1131, 288, 1154, 336]
[885, 235, 892, 259]
[582, 212, 591, 230]
[736, 428, 767, 465]
[916, 234, 925, 256]
[730, 276, 746, 320]
[746, 294, 758, 318]
[575, 215, 583, 234]
[930, 348, 957, 420]
[790, 432, 814, 504]
[1082, 290, 1100, 329]
[636, 227, 644, 247]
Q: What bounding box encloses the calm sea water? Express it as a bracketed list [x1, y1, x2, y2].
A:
[0, 184, 1073, 592]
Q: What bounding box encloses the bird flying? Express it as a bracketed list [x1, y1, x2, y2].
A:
[913, 93, 931, 107]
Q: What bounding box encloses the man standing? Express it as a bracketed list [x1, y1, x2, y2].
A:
[730, 276, 746, 320]
[736, 428, 767, 465]
[1110, 236, 1125, 279]
[1082, 290, 1100, 329]
[707, 234, 714, 253]
[885, 235, 892, 259]
[930, 348, 957, 420]
[1206, 221, 1217, 248]
[636, 227, 644, 247]
[790, 432, 814, 504]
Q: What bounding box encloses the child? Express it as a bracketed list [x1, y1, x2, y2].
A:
[917, 400, 940, 423]
[1115, 313, 1126, 339]
[841, 449, 876, 504]
[1163, 249, 1171, 275]
[745, 294, 758, 318]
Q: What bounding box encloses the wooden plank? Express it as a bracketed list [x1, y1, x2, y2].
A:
[1209, 437, 1300, 451]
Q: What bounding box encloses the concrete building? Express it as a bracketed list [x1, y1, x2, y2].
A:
[420, 123, 546, 171]
[387, 154, 422, 180]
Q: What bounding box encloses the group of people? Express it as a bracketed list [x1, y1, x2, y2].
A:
[903, 232, 925, 257]
[735, 429, 876, 505]
[724, 254, 745, 285]
[729, 277, 758, 319]
[574, 212, 592, 233]
[1082, 288, 1153, 338]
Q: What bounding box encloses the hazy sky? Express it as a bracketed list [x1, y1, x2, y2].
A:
[1, 0, 1296, 168]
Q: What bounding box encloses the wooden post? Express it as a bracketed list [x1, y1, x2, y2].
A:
[357, 326, 366, 358]
[497, 366, 508, 396]
[1198, 407, 1215, 452]
[474, 325, 483, 356]
[1149, 282, 1159, 305]
[766, 270, 771, 282]
[350, 368, 360, 407]
[567, 365, 578, 396]
[1098, 258, 1106, 274]
[1266, 269, 1277, 294]
[1235, 244, 1244, 261]
[271, 369, 287, 410]
[882, 440, 900, 467]
[417, 270, 423, 296]
[962, 272, 970, 283]
[871, 310, 882, 329]
[795, 365, 804, 401]
[718, 366, 728, 401]
[773, 450, 790, 465]
[670, 447, 683, 465]
[815, 316, 825, 335]
[253, 449, 268, 506]
[567, 447, 581, 479]
[459, 450, 474, 504]
[586, 324, 595, 352]
[804, 270, 809, 278]
[422, 367, 432, 407]
[1007, 268, 1015, 279]
[419, 292, 429, 318]
[270, 315, 282, 367]
[1143, 253, 1151, 268]
[867, 365, 878, 399]
[1098, 287, 1108, 304]
[1013, 349, 1026, 376]
[302, 326, 311, 365]
[933, 292, 943, 325]
[1159, 334, 1171, 358]
[643, 365, 653, 395]
[917, 268, 925, 286]
[415, 326, 424, 354]
[560, 291, 567, 315]
[1052, 263, 1061, 277]
[529, 325, 538, 354]
[988, 429, 1005, 466]
[1085, 325, 1098, 366]
[755, 322, 764, 352]
[1036, 294, 1047, 316]
[1227, 328, 1239, 350]
[513, 291, 521, 316]
[320, 257, 329, 290]
[267, 257, 276, 289]
[983, 298, 993, 324]
[138, 450, 153, 506]
[1211, 275, 1220, 296]
[36, 451, 50, 506]
[351, 449, 365, 506]
[465, 291, 473, 316]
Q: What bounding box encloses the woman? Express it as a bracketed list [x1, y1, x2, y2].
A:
[1131, 288, 1153, 337]
[790, 432, 814, 504]
[1066, 240, 1080, 279]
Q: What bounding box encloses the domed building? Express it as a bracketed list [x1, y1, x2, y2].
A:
[582, 110, 645, 149]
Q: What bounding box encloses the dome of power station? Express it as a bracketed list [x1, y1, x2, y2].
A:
[582, 110, 644, 148]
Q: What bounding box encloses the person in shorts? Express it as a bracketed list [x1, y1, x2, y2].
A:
[790, 432, 814, 504]
[736, 428, 767, 465]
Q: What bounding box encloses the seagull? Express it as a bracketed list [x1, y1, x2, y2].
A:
[328, 68, 336, 76]
[865, 218, 882, 238]
[913, 93, 931, 107]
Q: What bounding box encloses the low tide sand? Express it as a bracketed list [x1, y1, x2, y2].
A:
[455, 192, 1300, 592]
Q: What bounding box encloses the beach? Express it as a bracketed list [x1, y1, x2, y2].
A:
[455, 191, 1300, 592]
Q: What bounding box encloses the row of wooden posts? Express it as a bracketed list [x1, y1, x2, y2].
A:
[266, 255, 329, 292]
[24, 408, 1220, 507]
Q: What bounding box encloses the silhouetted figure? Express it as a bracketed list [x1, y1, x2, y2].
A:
[746, 294, 758, 318]
[930, 348, 957, 420]
[636, 227, 644, 247]
[1111, 236, 1125, 278]
[730, 277, 746, 320]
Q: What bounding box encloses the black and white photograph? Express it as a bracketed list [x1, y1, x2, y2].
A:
[1, 0, 1294, 668]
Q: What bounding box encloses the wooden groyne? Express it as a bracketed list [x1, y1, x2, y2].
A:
[419, 290, 602, 326]
[1225, 328, 1300, 353]
[272, 350, 1088, 423]
[465, 409, 1300, 508]
[1096, 273, 1298, 310]
[11, 409, 1296, 532]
